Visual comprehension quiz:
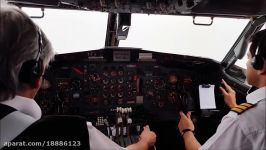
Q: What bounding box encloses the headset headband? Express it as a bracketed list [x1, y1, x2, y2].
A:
[36, 27, 43, 62]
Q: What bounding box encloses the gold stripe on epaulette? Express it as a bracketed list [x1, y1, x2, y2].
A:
[231, 107, 243, 113]
[240, 103, 253, 108]
[235, 105, 248, 110]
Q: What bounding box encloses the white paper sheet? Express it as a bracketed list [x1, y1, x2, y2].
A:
[199, 84, 216, 109]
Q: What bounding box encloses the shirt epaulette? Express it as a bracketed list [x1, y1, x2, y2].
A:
[231, 102, 254, 114]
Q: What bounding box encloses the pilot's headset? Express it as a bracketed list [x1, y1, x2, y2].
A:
[251, 33, 266, 70]
[19, 27, 44, 87]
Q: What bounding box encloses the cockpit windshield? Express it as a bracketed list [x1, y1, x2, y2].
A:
[119, 14, 249, 62]
[23, 8, 249, 67]
[23, 8, 108, 53]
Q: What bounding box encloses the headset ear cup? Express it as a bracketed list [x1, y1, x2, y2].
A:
[33, 59, 43, 77]
[19, 59, 43, 86]
[252, 55, 264, 70]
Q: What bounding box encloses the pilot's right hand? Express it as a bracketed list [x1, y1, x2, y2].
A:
[139, 125, 156, 147]
[219, 79, 237, 108]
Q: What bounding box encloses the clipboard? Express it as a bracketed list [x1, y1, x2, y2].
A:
[199, 84, 216, 109]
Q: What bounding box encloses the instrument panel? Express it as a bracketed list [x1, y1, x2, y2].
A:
[36, 48, 226, 149]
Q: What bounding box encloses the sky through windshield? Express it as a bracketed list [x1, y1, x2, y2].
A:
[23, 8, 249, 68]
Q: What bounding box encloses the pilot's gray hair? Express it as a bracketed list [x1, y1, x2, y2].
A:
[0, 0, 55, 101]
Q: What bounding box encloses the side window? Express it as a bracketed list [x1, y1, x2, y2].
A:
[235, 24, 266, 69]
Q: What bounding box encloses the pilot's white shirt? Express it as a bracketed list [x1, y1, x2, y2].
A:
[0, 96, 126, 150]
[200, 86, 266, 150]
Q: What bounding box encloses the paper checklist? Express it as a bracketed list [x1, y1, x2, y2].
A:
[199, 84, 216, 109]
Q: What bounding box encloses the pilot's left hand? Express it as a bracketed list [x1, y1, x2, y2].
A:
[178, 112, 194, 135]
